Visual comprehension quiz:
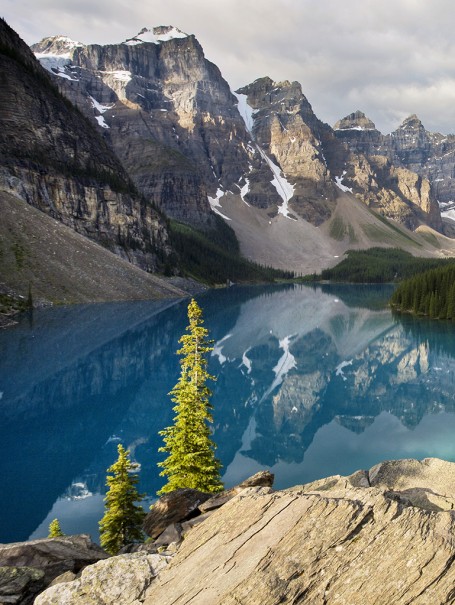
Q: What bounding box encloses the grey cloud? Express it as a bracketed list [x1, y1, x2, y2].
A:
[3, 0, 455, 133]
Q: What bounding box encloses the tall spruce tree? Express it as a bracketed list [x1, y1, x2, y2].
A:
[157, 299, 223, 495]
[99, 444, 145, 555]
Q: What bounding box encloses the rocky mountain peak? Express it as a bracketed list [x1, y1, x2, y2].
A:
[334, 110, 377, 132]
[398, 114, 424, 130]
[123, 26, 189, 46]
[237, 77, 309, 115]
[32, 35, 84, 56]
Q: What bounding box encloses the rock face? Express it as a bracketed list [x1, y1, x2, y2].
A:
[33, 458, 455, 605]
[0, 18, 171, 273]
[142, 458, 455, 605]
[31, 28, 445, 238]
[31, 27, 250, 228]
[335, 110, 455, 228]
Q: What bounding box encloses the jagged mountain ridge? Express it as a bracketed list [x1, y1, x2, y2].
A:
[334, 110, 455, 226]
[31, 27, 450, 257]
[1, 18, 454, 283]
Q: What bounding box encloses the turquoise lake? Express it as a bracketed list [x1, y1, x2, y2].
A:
[1, 283, 455, 544]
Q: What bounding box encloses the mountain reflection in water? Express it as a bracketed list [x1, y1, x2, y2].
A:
[1, 284, 454, 543]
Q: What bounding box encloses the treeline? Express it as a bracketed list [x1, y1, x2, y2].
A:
[314, 248, 455, 283]
[390, 263, 455, 319]
[169, 217, 294, 284]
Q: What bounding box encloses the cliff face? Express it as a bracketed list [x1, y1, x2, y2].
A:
[0, 19, 171, 272]
[335, 110, 454, 228]
[32, 31, 445, 237]
[31, 28, 254, 228]
[234, 78, 442, 231]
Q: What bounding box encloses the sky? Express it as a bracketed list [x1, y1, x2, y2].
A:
[4, 0, 455, 134]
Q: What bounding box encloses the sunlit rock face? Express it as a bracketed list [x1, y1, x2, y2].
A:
[335, 111, 455, 229]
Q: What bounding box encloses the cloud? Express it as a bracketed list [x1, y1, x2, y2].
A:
[3, 0, 455, 134]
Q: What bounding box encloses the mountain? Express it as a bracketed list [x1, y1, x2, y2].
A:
[1, 17, 454, 291]
[30, 29, 455, 272]
[334, 110, 455, 230]
[0, 18, 174, 282]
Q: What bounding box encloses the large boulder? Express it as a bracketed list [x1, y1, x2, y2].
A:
[0, 534, 108, 584]
[144, 471, 275, 540]
[199, 470, 275, 513]
[0, 535, 108, 604]
[34, 552, 170, 605]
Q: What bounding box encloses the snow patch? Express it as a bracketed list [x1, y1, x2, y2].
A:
[95, 115, 109, 129]
[207, 189, 231, 221]
[212, 334, 232, 365]
[65, 482, 93, 501]
[335, 170, 353, 193]
[233, 92, 257, 133]
[335, 126, 374, 131]
[89, 96, 114, 128]
[241, 348, 253, 374]
[35, 53, 71, 74]
[89, 96, 113, 114]
[54, 68, 78, 81]
[441, 209, 455, 222]
[124, 27, 188, 46]
[257, 148, 296, 219]
[270, 336, 297, 391]
[100, 70, 132, 83]
[335, 359, 353, 381]
[239, 178, 250, 205]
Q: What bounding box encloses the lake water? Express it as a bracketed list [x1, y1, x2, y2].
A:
[1, 283, 455, 544]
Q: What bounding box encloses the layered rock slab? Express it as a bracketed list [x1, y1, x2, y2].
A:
[143, 466, 455, 604]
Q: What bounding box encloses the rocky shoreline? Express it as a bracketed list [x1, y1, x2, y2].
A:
[2, 458, 455, 604]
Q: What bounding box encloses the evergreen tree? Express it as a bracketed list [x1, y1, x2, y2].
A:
[48, 518, 64, 538]
[391, 263, 455, 319]
[99, 444, 145, 555]
[158, 299, 223, 495]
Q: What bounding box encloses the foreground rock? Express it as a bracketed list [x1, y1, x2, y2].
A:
[30, 459, 455, 604]
[34, 553, 170, 605]
[0, 535, 108, 604]
[143, 458, 455, 605]
[143, 489, 212, 540]
[0, 566, 45, 605]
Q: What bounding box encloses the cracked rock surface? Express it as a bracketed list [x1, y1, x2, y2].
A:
[33, 459, 455, 605]
[144, 458, 455, 605]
